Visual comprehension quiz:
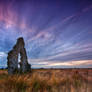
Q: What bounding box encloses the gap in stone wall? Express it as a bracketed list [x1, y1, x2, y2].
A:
[18, 53, 21, 69]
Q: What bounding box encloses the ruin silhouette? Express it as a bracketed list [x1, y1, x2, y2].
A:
[7, 37, 31, 74]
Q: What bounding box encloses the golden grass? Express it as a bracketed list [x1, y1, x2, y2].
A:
[0, 69, 91, 92]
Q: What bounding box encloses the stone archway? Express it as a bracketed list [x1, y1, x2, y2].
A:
[7, 37, 31, 74]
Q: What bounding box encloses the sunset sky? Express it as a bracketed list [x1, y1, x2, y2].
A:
[0, 0, 92, 68]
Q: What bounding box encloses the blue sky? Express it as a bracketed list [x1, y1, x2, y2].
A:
[0, 0, 92, 68]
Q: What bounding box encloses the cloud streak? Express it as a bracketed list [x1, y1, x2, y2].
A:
[28, 59, 92, 68]
[0, 0, 92, 68]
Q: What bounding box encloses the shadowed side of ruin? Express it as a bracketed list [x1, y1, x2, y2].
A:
[7, 37, 31, 74]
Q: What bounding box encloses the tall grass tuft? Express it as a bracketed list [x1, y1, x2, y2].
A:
[0, 69, 90, 92]
[0, 74, 29, 92]
[30, 73, 52, 92]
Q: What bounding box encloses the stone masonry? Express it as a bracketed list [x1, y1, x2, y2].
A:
[7, 37, 31, 74]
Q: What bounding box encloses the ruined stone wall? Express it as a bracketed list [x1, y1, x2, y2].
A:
[7, 37, 31, 74]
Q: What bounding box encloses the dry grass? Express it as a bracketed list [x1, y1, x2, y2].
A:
[0, 69, 92, 92]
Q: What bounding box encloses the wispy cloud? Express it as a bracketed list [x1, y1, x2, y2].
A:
[47, 60, 92, 67]
[0, 1, 92, 68]
[28, 59, 92, 68]
[0, 52, 7, 57]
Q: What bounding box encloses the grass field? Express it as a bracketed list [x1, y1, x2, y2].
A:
[0, 69, 92, 92]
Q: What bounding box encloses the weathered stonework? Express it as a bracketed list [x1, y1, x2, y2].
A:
[7, 37, 31, 74]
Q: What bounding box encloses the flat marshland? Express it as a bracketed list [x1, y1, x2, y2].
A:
[0, 69, 92, 92]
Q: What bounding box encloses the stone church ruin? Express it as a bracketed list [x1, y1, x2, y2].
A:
[7, 37, 31, 74]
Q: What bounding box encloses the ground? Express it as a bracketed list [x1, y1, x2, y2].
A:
[0, 69, 92, 92]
